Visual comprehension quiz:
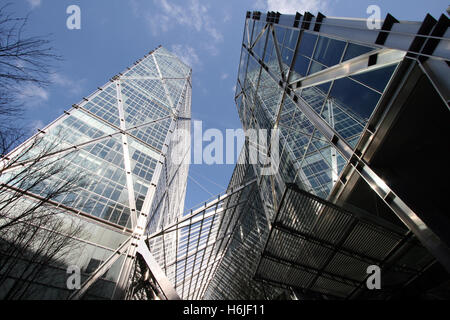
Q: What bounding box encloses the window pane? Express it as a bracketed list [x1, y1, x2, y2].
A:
[351, 64, 397, 92]
[301, 86, 327, 114]
[264, 36, 274, 63]
[329, 77, 381, 120]
[343, 43, 374, 61]
[313, 36, 346, 66]
[238, 50, 249, 86]
[253, 29, 267, 59]
[251, 20, 264, 45]
[281, 47, 294, 69]
[308, 61, 326, 75]
[298, 32, 317, 57]
[292, 55, 310, 79]
[274, 25, 286, 46]
[284, 29, 299, 50]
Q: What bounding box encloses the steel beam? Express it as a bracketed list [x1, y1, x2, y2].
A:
[136, 239, 180, 300]
[68, 236, 132, 300]
[290, 49, 405, 89]
[244, 44, 450, 272]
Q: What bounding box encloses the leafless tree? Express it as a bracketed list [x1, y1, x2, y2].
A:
[0, 129, 90, 299]
[0, 5, 90, 299]
[0, 3, 61, 155]
[0, 209, 85, 299]
[0, 3, 59, 116]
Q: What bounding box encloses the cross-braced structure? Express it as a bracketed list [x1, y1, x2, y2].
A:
[166, 10, 450, 300]
[202, 10, 450, 299]
[0, 46, 191, 300]
[1, 9, 449, 300]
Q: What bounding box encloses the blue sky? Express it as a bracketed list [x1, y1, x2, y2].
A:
[9, 0, 449, 210]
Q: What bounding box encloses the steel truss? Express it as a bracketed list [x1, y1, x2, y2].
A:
[144, 178, 257, 299]
[255, 184, 434, 299]
[1, 46, 192, 300]
[237, 10, 450, 272]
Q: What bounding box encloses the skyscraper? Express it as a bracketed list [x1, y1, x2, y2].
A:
[153, 10, 450, 300]
[1, 9, 449, 301]
[212, 10, 450, 299]
[0, 46, 191, 300]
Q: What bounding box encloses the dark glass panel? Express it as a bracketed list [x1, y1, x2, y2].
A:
[292, 55, 310, 78]
[342, 42, 374, 61]
[301, 86, 327, 114]
[253, 29, 267, 60]
[313, 36, 346, 66]
[274, 25, 286, 47]
[308, 61, 326, 75]
[239, 48, 248, 85]
[329, 77, 381, 120]
[281, 47, 294, 69]
[317, 81, 331, 94]
[264, 34, 274, 63]
[245, 54, 260, 87]
[298, 32, 317, 57]
[284, 29, 299, 50]
[243, 20, 251, 45]
[251, 20, 264, 45]
[350, 64, 397, 93]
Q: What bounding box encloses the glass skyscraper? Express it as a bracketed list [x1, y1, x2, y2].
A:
[1, 9, 449, 301]
[0, 46, 191, 299]
[204, 10, 449, 299]
[151, 10, 449, 300]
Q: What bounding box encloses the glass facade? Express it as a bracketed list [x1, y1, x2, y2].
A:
[0, 46, 191, 299]
[199, 11, 447, 300]
[1, 10, 448, 300]
[238, 17, 399, 200]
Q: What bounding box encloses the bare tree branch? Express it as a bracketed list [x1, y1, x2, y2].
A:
[0, 3, 61, 133]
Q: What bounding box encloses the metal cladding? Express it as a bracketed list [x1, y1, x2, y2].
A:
[201, 10, 449, 299]
[0, 46, 192, 299]
[255, 185, 434, 299]
[1, 9, 449, 300]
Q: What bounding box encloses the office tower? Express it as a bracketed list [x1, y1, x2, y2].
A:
[157, 11, 450, 300]
[0, 46, 191, 300]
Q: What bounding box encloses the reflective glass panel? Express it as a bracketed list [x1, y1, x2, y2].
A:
[308, 61, 326, 75]
[343, 43, 374, 61]
[292, 55, 310, 80]
[350, 64, 397, 93]
[313, 36, 346, 66]
[298, 32, 317, 57]
[329, 77, 381, 121]
[284, 29, 299, 50]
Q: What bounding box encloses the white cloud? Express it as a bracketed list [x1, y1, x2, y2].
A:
[27, 0, 42, 9]
[170, 44, 201, 68]
[30, 119, 45, 132]
[50, 73, 85, 95]
[221, 73, 229, 80]
[50, 73, 72, 87]
[202, 43, 219, 57]
[223, 12, 231, 23]
[16, 84, 49, 108]
[147, 0, 223, 42]
[208, 27, 223, 42]
[258, 0, 327, 14]
[129, 0, 140, 17]
[14, 73, 84, 108]
[253, 0, 267, 10]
